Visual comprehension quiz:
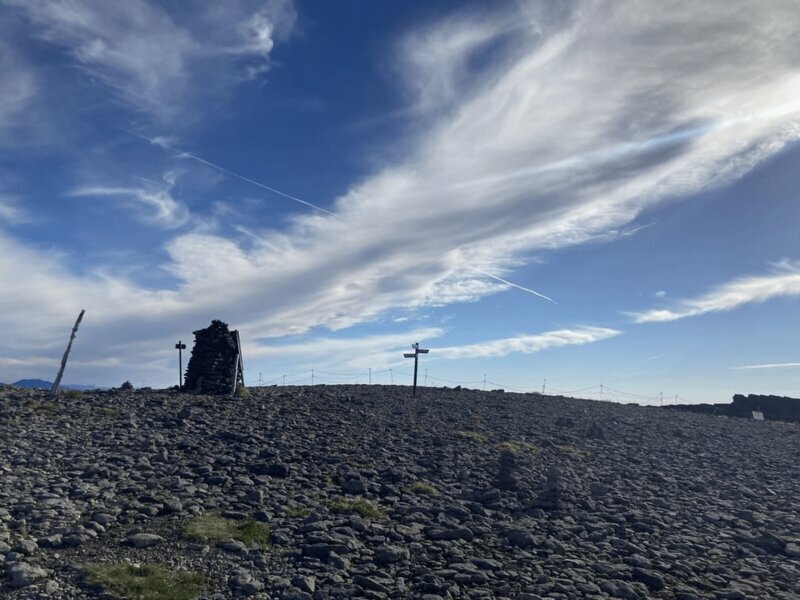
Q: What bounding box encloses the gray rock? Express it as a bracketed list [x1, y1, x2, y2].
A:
[342, 478, 366, 494]
[505, 529, 535, 548]
[14, 539, 37, 555]
[374, 544, 409, 564]
[282, 587, 313, 600]
[631, 567, 664, 591]
[292, 575, 316, 593]
[8, 562, 47, 588]
[125, 533, 164, 548]
[231, 569, 264, 596]
[425, 526, 474, 541]
[218, 539, 247, 552]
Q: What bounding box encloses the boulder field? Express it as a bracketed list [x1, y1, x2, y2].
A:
[0, 384, 798, 599]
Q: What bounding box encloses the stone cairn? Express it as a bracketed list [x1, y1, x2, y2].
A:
[585, 420, 606, 439]
[494, 449, 519, 491]
[184, 320, 244, 395]
[529, 465, 566, 510]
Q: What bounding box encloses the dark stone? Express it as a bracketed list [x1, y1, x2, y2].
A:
[249, 462, 289, 478]
[631, 567, 664, 591]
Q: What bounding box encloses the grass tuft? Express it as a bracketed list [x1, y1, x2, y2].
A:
[100, 406, 121, 419]
[554, 444, 590, 457]
[83, 563, 205, 600]
[457, 430, 488, 443]
[495, 440, 539, 453]
[409, 481, 439, 495]
[329, 498, 385, 519]
[285, 506, 311, 518]
[183, 513, 270, 547]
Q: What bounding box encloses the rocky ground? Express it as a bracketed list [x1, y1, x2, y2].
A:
[1, 383, 799, 599]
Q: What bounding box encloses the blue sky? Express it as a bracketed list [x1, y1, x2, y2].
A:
[2, 0, 800, 403]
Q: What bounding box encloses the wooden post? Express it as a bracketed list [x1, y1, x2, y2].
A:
[231, 351, 240, 396]
[51, 310, 85, 397]
[404, 342, 429, 398]
[231, 329, 245, 396]
[235, 330, 244, 388]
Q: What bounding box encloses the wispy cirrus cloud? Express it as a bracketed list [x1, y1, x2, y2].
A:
[246, 325, 618, 372]
[249, 327, 445, 372]
[4, 0, 296, 118]
[0, 195, 30, 225]
[631, 261, 800, 323]
[71, 173, 189, 229]
[0, 44, 36, 131]
[436, 327, 620, 360]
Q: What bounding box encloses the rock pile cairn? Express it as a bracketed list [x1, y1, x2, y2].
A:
[183, 320, 241, 395]
[585, 420, 606, 439]
[529, 465, 565, 510]
[493, 449, 518, 491]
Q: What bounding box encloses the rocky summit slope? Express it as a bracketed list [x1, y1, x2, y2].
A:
[1, 384, 799, 599]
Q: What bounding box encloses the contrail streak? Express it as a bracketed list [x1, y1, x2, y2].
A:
[473, 269, 555, 303]
[733, 362, 800, 370]
[122, 129, 336, 217]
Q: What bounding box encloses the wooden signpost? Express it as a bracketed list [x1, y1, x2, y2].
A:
[404, 342, 429, 397]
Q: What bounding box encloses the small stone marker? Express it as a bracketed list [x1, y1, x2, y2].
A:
[752, 410, 764, 421]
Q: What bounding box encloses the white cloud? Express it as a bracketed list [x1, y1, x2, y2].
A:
[0, 45, 36, 130]
[4, 0, 296, 117]
[0, 195, 29, 225]
[398, 9, 519, 113]
[250, 327, 445, 371]
[71, 175, 190, 229]
[246, 325, 617, 372]
[631, 261, 800, 323]
[654, 290, 667, 298]
[435, 327, 620, 360]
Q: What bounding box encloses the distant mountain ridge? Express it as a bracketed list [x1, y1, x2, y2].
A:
[8, 379, 98, 391]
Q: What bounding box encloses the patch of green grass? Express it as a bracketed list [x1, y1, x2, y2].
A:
[83, 563, 205, 600]
[64, 389, 82, 399]
[234, 384, 249, 398]
[457, 430, 488, 443]
[32, 401, 57, 413]
[495, 440, 539, 453]
[409, 481, 439, 495]
[554, 444, 590, 457]
[100, 406, 121, 419]
[329, 498, 385, 519]
[285, 506, 311, 518]
[182, 513, 270, 547]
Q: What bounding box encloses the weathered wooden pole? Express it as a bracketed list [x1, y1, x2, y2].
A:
[230, 329, 245, 396]
[175, 340, 186, 390]
[50, 309, 85, 397]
